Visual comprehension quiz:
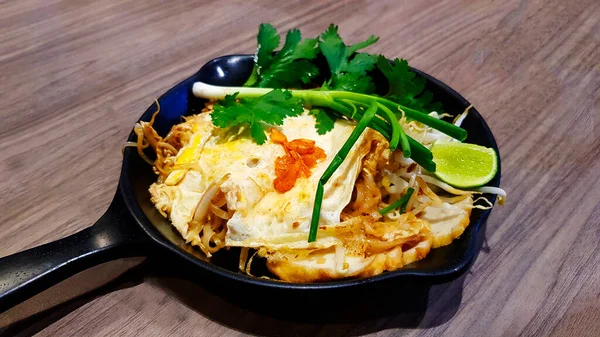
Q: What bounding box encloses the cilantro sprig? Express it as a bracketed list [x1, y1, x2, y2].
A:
[309, 24, 379, 134]
[245, 23, 320, 89]
[319, 24, 379, 93]
[212, 90, 303, 144]
[376, 56, 443, 112]
[192, 23, 468, 242]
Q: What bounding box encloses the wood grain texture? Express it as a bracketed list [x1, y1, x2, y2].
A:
[1, 0, 599, 336]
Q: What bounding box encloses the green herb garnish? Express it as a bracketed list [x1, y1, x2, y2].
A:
[319, 24, 378, 94]
[379, 187, 415, 215]
[376, 56, 443, 112]
[244, 23, 320, 88]
[310, 108, 337, 135]
[309, 25, 378, 133]
[211, 90, 303, 144]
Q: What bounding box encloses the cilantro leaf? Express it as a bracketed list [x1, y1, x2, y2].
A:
[256, 23, 280, 71]
[252, 25, 320, 88]
[211, 90, 304, 144]
[319, 25, 346, 75]
[250, 122, 268, 145]
[318, 24, 378, 94]
[341, 53, 378, 76]
[259, 59, 319, 88]
[376, 56, 443, 112]
[331, 72, 376, 93]
[310, 108, 337, 135]
[345, 35, 379, 56]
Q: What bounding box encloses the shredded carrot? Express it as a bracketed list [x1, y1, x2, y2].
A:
[270, 128, 326, 193]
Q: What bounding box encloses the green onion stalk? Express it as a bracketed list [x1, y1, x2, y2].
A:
[192, 82, 468, 242]
[193, 82, 467, 172]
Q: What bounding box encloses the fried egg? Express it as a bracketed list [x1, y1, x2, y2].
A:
[154, 111, 369, 250]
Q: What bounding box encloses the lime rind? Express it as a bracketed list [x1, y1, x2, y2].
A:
[430, 141, 498, 189]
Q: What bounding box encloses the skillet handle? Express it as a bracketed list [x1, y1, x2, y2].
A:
[0, 189, 149, 313]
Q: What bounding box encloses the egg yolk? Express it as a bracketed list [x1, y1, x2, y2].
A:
[270, 128, 326, 193]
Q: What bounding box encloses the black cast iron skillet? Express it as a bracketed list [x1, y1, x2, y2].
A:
[0, 54, 500, 313]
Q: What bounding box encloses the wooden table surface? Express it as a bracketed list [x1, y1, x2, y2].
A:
[1, 0, 599, 336]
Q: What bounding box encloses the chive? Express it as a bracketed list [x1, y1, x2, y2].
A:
[308, 182, 324, 242]
[308, 101, 379, 242]
[376, 98, 467, 141]
[376, 102, 409, 155]
[325, 91, 466, 141]
[408, 138, 436, 172]
[342, 104, 404, 154]
[400, 189, 415, 213]
[379, 187, 415, 215]
[326, 98, 404, 153]
[367, 120, 390, 139]
[366, 115, 435, 171]
[350, 109, 435, 171]
[321, 102, 378, 182]
[340, 98, 368, 110]
[337, 99, 359, 119]
[303, 94, 350, 115]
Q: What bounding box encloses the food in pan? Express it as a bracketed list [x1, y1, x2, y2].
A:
[133, 24, 505, 282]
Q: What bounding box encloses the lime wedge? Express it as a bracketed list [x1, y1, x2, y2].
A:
[430, 141, 498, 188]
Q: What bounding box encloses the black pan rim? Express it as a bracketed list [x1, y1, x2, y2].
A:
[119, 54, 501, 290]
